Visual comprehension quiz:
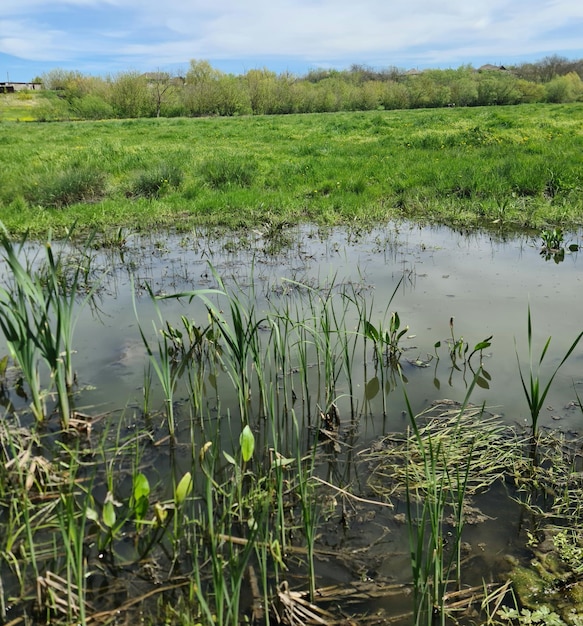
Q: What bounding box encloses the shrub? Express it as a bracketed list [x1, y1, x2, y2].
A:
[26, 167, 107, 208]
[71, 95, 114, 120]
[199, 157, 257, 189]
[129, 164, 183, 199]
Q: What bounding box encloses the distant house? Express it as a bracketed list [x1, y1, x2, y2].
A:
[0, 81, 42, 93]
[477, 64, 508, 72]
[405, 68, 423, 76]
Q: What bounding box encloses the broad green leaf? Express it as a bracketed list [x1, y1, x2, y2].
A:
[133, 473, 150, 502]
[476, 376, 490, 389]
[102, 500, 116, 529]
[175, 472, 193, 505]
[132, 473, 150, 521]
[365, 376, 380, 400]
[240, 425, 255, 463]
[363, 320, 379, 342]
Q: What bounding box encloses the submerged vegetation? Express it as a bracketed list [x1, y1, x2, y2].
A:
[0, 103, 582, 235]
[1, 226, 583, 625]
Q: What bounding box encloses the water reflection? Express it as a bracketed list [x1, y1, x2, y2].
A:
[1, 222, 582, 436]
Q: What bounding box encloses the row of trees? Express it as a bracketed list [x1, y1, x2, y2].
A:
[35, 56, 583, 121]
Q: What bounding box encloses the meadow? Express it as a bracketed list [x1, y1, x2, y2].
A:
[1, 103, 582, 236]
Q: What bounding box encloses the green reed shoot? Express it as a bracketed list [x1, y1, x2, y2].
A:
[197, 437, 262, 625]
[403, 370, 481, 625]
[0, 224, 98, 427]
[158, 271, 263, 425]
[516, 306, 583, 439]
[206, 293, 265, 425]
[293, 410, 320, 601]
[133, 282, 183, 438]
[0, 227, 47, 421]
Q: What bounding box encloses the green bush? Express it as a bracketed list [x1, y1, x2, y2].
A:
[130, 164, 183, 198]
[199, 157, 257, 189]
[25, 167, 107, 208]
[71, 95, 114, 120]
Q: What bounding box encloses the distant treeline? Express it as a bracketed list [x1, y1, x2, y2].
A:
[31, 55, 583, 121]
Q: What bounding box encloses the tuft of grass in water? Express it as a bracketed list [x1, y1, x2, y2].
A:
[0, 223, 98, 427]
[515, 306, 583, 441]
[401, 372, 484, 626]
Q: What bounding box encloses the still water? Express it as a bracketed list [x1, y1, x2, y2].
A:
[1, 221, 582, 622]
[58, 221, 583, 436]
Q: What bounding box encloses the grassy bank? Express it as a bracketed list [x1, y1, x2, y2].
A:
[1, 103, 582, 236]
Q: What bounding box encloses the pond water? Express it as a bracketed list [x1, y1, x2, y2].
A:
[1, 221, 582, 623]
[48, 221, 583, 436]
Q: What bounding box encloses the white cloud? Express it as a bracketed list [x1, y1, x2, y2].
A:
[1, 0, 582, 76]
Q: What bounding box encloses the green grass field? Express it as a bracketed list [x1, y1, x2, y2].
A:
[1, 103, 582, 236]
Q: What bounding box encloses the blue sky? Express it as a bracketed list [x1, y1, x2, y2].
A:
[2, 0, 583, 82]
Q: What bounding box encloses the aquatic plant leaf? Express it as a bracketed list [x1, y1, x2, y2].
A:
[364, 320, 380, 343]
[476, 376, 490, 389]
[85, 507, 99, 522]
[473, 338, 492, 351]
[0, 354, 8, 377]
[240, 425, 255, 463]
[133, 473, 150, 501]
[223, 451, 237, 466]
[365, 376, 380, 400]
[175, 472, 193, 505]
[132, 473, 150, 520]
[273, 456, 294, 468]
[102, 500, 116, 529]
[154, 502, 169, 525]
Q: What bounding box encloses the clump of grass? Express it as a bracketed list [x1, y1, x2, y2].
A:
[129, 164, 183, 199]
[516, 306, 583, 442]
[199, 156, 257, 189]
[25, 167, 107, 208]
[0, 223, 98, 427]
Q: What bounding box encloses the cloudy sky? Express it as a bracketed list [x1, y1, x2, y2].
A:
[2, 0, 583, 81]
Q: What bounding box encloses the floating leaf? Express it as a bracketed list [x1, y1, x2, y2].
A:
[240, 425, 255, 463]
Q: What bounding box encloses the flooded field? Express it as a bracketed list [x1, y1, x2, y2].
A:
[1, 221, 583, 625]
[58, 222, 583, 432]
